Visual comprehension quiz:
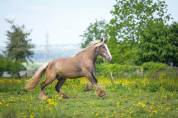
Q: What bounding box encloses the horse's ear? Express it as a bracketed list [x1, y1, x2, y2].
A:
[104, 39, 107, 43]
[101, 38, 107, 43]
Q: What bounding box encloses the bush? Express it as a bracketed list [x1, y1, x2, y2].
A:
[96, 64, 142, 78]
[96, 62, 177, 79]
[141, 62, 168, 72]
[141, 62, 178, 79]
[0, 57, 26, 77]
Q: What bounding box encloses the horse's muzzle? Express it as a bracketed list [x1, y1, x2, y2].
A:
[109, 57, 112, 62]
[106, 56, 112, 62]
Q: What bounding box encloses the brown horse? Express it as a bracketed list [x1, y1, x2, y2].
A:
[25, 39, 112, 100]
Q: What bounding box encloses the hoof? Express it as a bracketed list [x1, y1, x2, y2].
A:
[39, 91, 48, 100]
[59, 92, 69, 99]
[96, 89, 106, 97]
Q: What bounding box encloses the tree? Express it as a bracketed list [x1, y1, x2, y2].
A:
[0, 56, 25, 76]
[3, 20, 34, 77]
[81, 20, 107, 48]
[107, 0, 171, 64]
[5, 20, 34, 63]
[109, 0, 170, 41]
[138, 20, 178, 66]
[168, 22, 178, 66]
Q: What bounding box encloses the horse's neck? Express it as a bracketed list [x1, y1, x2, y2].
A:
[77, 46, 97, 63]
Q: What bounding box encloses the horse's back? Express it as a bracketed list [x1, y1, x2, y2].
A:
[52, 57, 84, 78]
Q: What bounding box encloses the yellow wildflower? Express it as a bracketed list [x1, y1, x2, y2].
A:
[47, 98, 57, 106]
[30, 113, 35, 118]
[95, 112, 99, 116]
[137, 101, 146, 108]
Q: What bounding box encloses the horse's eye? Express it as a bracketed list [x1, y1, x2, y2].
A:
[100, 45, 105, 48]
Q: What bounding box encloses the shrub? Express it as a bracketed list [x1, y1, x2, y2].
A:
[141, 62, 178, 79]
[141, 62, 168, 72]
[0, 57, 26, 77]
[96, 63, 142, 78]
[96, 62, 176, 79]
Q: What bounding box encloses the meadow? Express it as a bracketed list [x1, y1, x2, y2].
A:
[0, 76, 178, 118]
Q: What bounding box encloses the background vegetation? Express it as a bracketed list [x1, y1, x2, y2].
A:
[0, 20, 33, 77]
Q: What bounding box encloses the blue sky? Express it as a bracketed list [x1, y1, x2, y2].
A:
[0, 0, 177, 45]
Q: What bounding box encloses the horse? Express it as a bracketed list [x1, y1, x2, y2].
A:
[25, 39, 112, 100]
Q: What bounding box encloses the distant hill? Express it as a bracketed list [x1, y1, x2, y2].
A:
[32, 44, 81, 62]
[0, 44, 81, 62]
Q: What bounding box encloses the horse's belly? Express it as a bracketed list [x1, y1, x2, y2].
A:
[55, 59, 85, 78]
[57, 67, 83, 78]
[62, 72, 83, 78]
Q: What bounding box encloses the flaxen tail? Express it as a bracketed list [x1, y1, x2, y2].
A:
[25, 63, 48, 91]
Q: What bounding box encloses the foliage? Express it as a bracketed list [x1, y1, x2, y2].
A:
[109, 39, 139, 64]
[107, 36, 119, 63]
[0, 56, 26, 76]
[96, 63, 140, 73]
[109, 0, 170, 41]
[138, 20, 178, 65]
[96, 63, 142, 78]
[107, 0, 172, 64]
[5, 20, 34, 63]
[0, 20, 34, 75]
[169, 22, 178, 66]
[80, 20, 107, 48]
[107, 0, 170, 64]
[141, 62, 168, 72]
[96, 63, 177, 79]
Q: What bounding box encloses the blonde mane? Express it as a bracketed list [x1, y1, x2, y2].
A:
[76, 40, 101, 55]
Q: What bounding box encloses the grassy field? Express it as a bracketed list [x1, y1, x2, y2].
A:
[0, 77, 178, 118]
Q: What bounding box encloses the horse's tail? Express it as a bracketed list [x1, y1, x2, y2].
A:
[25, 63, 49, 91]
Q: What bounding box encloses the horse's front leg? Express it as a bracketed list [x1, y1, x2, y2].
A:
[86, 73, 106, 97]
[84, 72, 96, 91]
[84, 82, 93, 91]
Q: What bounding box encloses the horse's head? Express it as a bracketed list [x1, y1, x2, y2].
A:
[94, 38, 112, 62]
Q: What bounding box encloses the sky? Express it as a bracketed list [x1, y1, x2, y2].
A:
[0, 0, 178, 46]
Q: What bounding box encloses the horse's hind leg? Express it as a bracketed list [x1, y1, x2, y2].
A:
[55, 77, 69, 98]
[39, 71, 56, 100]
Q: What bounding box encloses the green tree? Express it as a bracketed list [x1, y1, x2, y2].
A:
[168, 22, 178, 66]
[0, 56, 25, 76]
[109, 0, 170, 41]
[138, 20, 178, 65]
[5, 20, 34, 63]
[3, 20, 34, 77]
[81, 20, 107, 48]
[107, 0, 170, 64]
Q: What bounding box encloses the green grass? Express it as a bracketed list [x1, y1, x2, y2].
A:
[0, 77, 178, 118]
